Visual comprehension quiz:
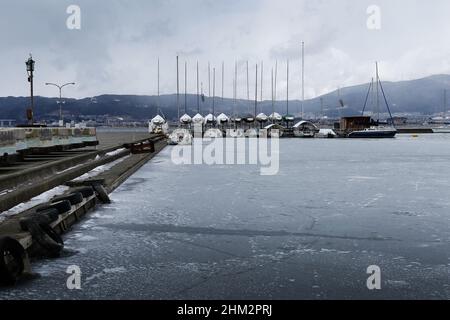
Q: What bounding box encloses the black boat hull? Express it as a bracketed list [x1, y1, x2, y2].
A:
[347, 130, 397, 138]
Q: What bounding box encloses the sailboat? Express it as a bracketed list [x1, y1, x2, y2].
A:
[344, 62, 397, 138]
[283, 60, 295, 126]
[217, 113, 230, 125]
[204, 67, 223, 138]
[293, 42, 318, 137]
[244, 63, 259, 137]
[432, 90, 450, 133]
[256, 61, 269, 127]
[149, 113, 169, 134]
[228, 61, 245, 138]
[149, 58, 169, 134]
[191, 62, 204, 126]
[265, 63, 284, 137]
[243, 61, 256, 125]
[169, 57, 193, 145]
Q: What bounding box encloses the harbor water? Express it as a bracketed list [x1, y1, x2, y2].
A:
[1, 134, 449, 299]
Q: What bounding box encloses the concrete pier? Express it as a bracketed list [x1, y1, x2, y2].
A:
[0, 129, 167, 285]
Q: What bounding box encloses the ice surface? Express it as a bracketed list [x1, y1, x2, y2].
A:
[1, 134, 449, 300]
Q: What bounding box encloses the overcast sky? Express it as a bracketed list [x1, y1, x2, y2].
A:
[1, 0, 450, 100]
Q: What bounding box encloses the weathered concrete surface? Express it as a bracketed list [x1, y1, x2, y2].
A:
[0, 149, 130, 213]
[0, 131, 160, 212]
[0, 136, 167, 253]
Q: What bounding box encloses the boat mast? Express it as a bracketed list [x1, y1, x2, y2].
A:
[376, 61, 380, 122]
[157, 57, 160, 114]
[286, 60, 289, 116]
[208, 62, 211, 115]
[320, 97, 324, 120]
[274, 60, 278, 113]
[246, 61, 250, 114]
[444, 89, 447, 118]
[208, 62, 211, 97]
[260, 61, 263, 103]
[222, 61, 225, 101]
[196, 61, 200, 113]
[177, 56, 180, 123]
[271, 68, 274, 123]
[184, 61, 187, 115]
[301, 41, 305, 119]
[212, 67, 216, 117]
[255, 64, 258, 120]
[234, 61, 237, 118]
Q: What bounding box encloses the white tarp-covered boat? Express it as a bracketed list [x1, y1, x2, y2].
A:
[243, 114, 255, 123]
[149, 115, 169, 134]
[204, 114, 216, 124]
[169, 128, 192, 145]
[216, 113, 230, 125]
[192, 113, 204, 124]
[180, 114, 192, 125]
[268, 112, 282, 122]
[256, 113, 268, 123]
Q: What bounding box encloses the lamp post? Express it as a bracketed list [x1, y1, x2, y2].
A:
[25, 54, 35, 124]
[45, 82, 75, 126]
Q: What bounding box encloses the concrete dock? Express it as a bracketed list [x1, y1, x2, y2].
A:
[0, 128, 167, 285]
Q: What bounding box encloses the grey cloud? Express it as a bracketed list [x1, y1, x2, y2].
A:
[0, 0, 449, 100]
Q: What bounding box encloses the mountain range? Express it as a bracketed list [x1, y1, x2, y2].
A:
[1, 74, 449, 123]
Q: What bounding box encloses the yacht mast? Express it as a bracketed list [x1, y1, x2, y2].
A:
[212, 67, 216, 116]
[301, 41, 305, 119]
[444, 89, 447, 118]
[286, 60, 289, 115]
[255, 64, 258, 119]
[157, 57, 160, 112]
[246, 61, 250, 101]
[376, 62, 380, 121]
[260, 61, 263, 103]
[222, 61, 225, 101]
[271, 68, 274, 123]
[184, 61, 187, 114]
[274, 60, 278, 106]
[208, 62, 211, 97]
[176, 56, 180, 122]
[234, 61, 237, 118]
[196, 61, 199, 113]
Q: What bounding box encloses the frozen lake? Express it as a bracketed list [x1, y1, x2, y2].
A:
[1, 134, 450, 299]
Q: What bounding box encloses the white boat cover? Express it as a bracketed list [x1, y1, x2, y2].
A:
[180, 114, 192, 124]
[151, 115, 166, 125]
[204, 114, 216, 123]
[256, 113, 268, 122]
[192, 113, 204, 124]
[268, 112, 282, 121]
[217, 113, 230, 123]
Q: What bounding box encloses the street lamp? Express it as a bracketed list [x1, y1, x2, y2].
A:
[45, 82, 75, 126]
[25, 54, 35, 124]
